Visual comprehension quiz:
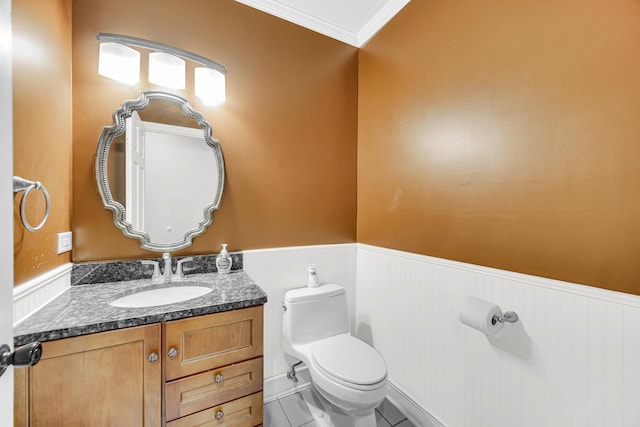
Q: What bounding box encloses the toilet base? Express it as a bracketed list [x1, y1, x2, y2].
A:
[301, 385, 378, 427]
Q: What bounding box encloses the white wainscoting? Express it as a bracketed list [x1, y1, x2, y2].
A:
[243, 244, 357, 380]
[355, 244, 640, 427]
[13, 263, 72, 326]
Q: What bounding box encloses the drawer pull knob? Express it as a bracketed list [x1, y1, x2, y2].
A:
[167, 347, 179, 358]
[214, 374, 224, 383]
[148, 352, 159, 363]
[215, 410, 224, 420]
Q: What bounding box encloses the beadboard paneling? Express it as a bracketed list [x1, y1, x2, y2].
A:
[243, 244, 357, 379]
[355, 244, 640, 427]
[13, 263, 71, 326]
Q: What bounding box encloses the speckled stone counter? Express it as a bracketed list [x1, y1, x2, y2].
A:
[14, 270, 267, 346]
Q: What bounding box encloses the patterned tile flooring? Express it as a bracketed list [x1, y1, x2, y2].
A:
[264, 386, 417, 427]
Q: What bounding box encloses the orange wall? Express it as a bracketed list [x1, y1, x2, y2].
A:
[72, 0, 358, 261]
[18, 0, 640, 296]
[358, 0, 640, 294]
[12, 0, 72, 285]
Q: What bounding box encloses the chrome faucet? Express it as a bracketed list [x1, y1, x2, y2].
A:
[162, 253, 173, 283]
[141, 253, 193, 284]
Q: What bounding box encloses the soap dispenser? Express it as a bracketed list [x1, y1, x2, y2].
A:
[215, 243, 233, 274]
[306, 264, 319, 288]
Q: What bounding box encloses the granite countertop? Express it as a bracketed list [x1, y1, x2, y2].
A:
[14, 270, 268, 346]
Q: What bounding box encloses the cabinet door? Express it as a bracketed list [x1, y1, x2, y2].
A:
[16, 324, 162, 427]
[165, 306, 263, 381]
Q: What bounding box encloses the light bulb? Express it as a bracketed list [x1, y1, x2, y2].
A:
[195, 67, 226, 106]
[148, 52, 185, 90]
[98, 42, 140, 85]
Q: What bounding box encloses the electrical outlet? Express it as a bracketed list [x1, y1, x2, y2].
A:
[57, 231, 72, 254]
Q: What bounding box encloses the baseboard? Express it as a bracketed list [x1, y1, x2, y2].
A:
[263, 365, 312, 403]
[13, 263, 72, 326]
[387, 381, 446, 427]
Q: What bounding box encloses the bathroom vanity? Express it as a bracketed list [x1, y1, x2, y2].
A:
[13, 270, 267, 427]
[12, 86, 267, 425]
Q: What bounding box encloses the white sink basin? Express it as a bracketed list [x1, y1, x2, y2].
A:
[110, 285, 213, 308]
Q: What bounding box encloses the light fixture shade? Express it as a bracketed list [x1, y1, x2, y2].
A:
[98, 42, 140, 85]
[195, 67, 226, 106]
[148, 52, 186, 90]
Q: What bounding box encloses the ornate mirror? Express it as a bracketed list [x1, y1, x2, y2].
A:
[95, 91, 224, 251]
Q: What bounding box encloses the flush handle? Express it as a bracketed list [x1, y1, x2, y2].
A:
[0, 342, 43, 378]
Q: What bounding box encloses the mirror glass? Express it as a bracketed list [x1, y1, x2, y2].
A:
[96, 91, 224, 251]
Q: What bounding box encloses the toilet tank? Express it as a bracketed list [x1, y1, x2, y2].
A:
[283, 284, 350, 348]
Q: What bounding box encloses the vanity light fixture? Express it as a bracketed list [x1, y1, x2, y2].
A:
[96, 33, 227, 105]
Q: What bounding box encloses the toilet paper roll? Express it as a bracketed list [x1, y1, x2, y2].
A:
[459, 296, 504, 336]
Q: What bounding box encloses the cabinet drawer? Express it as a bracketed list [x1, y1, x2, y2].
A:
[165, 306, 263, 381]
[166, 392, 263, 427]
[166, 357, 263, 421]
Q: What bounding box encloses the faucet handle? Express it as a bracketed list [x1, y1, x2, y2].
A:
[176, 257, 194, 277]
[141, 260, 161, 279]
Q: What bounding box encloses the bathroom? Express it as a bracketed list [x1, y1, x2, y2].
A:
[2, 0, 640, 425]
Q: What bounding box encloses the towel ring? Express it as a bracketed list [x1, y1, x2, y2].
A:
[13, 176, 50, 232]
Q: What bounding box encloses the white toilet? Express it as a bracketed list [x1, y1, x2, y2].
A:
[282, 284, 388, 427]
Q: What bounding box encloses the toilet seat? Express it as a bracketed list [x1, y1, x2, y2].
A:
[311, 334, 387, 391]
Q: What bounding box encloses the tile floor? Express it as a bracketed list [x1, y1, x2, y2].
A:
[264, 386, 416, 427]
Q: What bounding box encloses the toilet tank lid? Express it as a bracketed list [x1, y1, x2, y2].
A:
[284, 284, 344, 303]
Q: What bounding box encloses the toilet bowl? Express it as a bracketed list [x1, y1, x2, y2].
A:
[282, 284, 388, 426]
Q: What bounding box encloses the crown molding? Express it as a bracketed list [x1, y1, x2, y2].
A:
[234, 0, 358, 46]
[357, 0, 411, 47]
[234, 0, 411, 48]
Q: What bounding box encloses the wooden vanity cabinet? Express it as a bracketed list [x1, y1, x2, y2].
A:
[14, 324, 162, 427]
[164, 305, 264, 425]
[14, 305, 264, 427]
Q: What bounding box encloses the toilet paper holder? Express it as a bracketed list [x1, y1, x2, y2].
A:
[492, 311, 519, 325]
